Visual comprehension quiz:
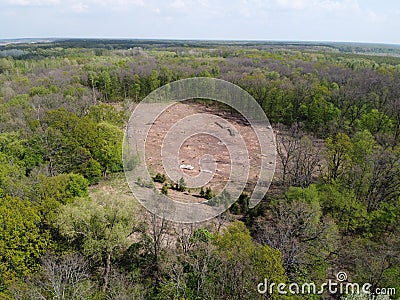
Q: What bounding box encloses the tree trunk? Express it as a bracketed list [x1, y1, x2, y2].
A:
[103, 252, 111, 293]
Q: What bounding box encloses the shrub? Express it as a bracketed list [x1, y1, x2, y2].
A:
[153, 173, 167, 183]
[161, 183, 168, 195]
[204, 187, 214, 200]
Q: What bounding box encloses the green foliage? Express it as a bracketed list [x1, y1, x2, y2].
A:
[356, 109, 393, 135]
[87, 103, 126, 127]
[0, 151, 26, 198]
[325, 132, 353, 181]
[190, 228, 214, 243]
[56, 196, 136, 291]
[94, 122, 124, 176]
[230, 193, 250, 215]
[264, 185, 340, 282]
[199, 186, 205, 198]
[57, 196, 135, 259]
[150, 69, 160, 90]
[76, 157, 102, 185]
[286, 184, 321, 205]
[34, 173, 88, 228]
[175, 176, 186, 192]
[37, 173, 88, 205]
[153, 173, 167, 183]
[0, 196, 51, 288]
[29, 86, 51, 97]
[369, 201, 400, 236]
[319, 183, 368, 234]
[204, 186, 214, 200]
[299, 88, 340, 133]
[34, 108, 123, 182]
[214, 221, 287, 299]
[340, 237, 400, 295]
[161, 183, 168, 195]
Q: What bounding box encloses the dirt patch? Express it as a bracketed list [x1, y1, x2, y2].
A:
[144, 100, 264, 203]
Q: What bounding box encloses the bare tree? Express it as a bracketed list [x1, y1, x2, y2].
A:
[143, 212, 171, 289]
[276, 124, 301, 186]
[28, 253, 93, 300]
[276, 124, 322, 187]
[365, 149, 400, 212]
[254, 198, 338, 280]
[174, 223, 196, 253]
[105, 269, 145, 300]
[289, 136, 322, 187]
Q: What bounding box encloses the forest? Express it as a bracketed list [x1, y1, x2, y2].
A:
[0, 39, 400, 299]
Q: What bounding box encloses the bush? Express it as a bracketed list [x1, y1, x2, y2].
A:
[204, 187, 214, 200]
[230, 193, 249, 215]
[175, 177, 186, 192]
[153, 173, 167, 183]
[38, 173, 88, 205]
[161, 183, 168, 195]
[77, 158, 102, 185]
[199, 187, 205, 197]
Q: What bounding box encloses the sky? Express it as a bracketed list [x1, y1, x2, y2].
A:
[1, 0, 399, 44]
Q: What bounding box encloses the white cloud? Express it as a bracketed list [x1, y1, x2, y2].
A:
[272, 0, 386, 24]
[71, 1, 88, 12]
[274, 0, 361, 12]
[4, 0, 60, 5]
[275, 0, 307, 10]
[317, 0, 360, 12]
[365, 8, 384, 22]
[3, 0, 145, 8]
[197, 0, 208, 7]
[88, 0, 144, 6]
[65, 0, 146, 13]
[170, 0, 186, 9]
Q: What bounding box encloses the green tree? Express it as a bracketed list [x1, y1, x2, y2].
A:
[37, 173, 88, 205]
[57, 196, 136, 292]
[325, 132, 353, 181]
[319, 183, 368, 235]
[87, 103, 126, 127]
[213, 221, 287, 299]
[149, 69, 160, 92]
[40, 109, 96, 176]
[153, 173, 167, 183]
[0, 152, 26, 199]
[177, 177, 186, 192]
[34, 173, 88, 230]
[199, 186, 205, 198]
[300, 92, 340, 134]
[204, 186, 214, 200]
[75, 157, 102, 185]
[356, 109, 393, 135]
[93, 122, 124, 177]
[161, 183, 168, 195]
[0, 195, 51, 289]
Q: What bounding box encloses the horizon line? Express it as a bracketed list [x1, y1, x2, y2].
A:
[1, 37, 400, 47]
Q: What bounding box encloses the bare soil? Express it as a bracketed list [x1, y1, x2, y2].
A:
[144, 100, 266, 203]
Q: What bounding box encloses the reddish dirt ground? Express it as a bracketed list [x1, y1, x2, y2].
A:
[144, 100, 266, 203]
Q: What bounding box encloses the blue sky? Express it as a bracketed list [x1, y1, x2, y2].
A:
[1, 0, 399, 44]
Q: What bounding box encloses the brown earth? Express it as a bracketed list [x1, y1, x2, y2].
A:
[144, 100, 268, 204]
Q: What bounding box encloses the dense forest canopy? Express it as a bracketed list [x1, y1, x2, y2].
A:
[0, 39, 399, 299]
